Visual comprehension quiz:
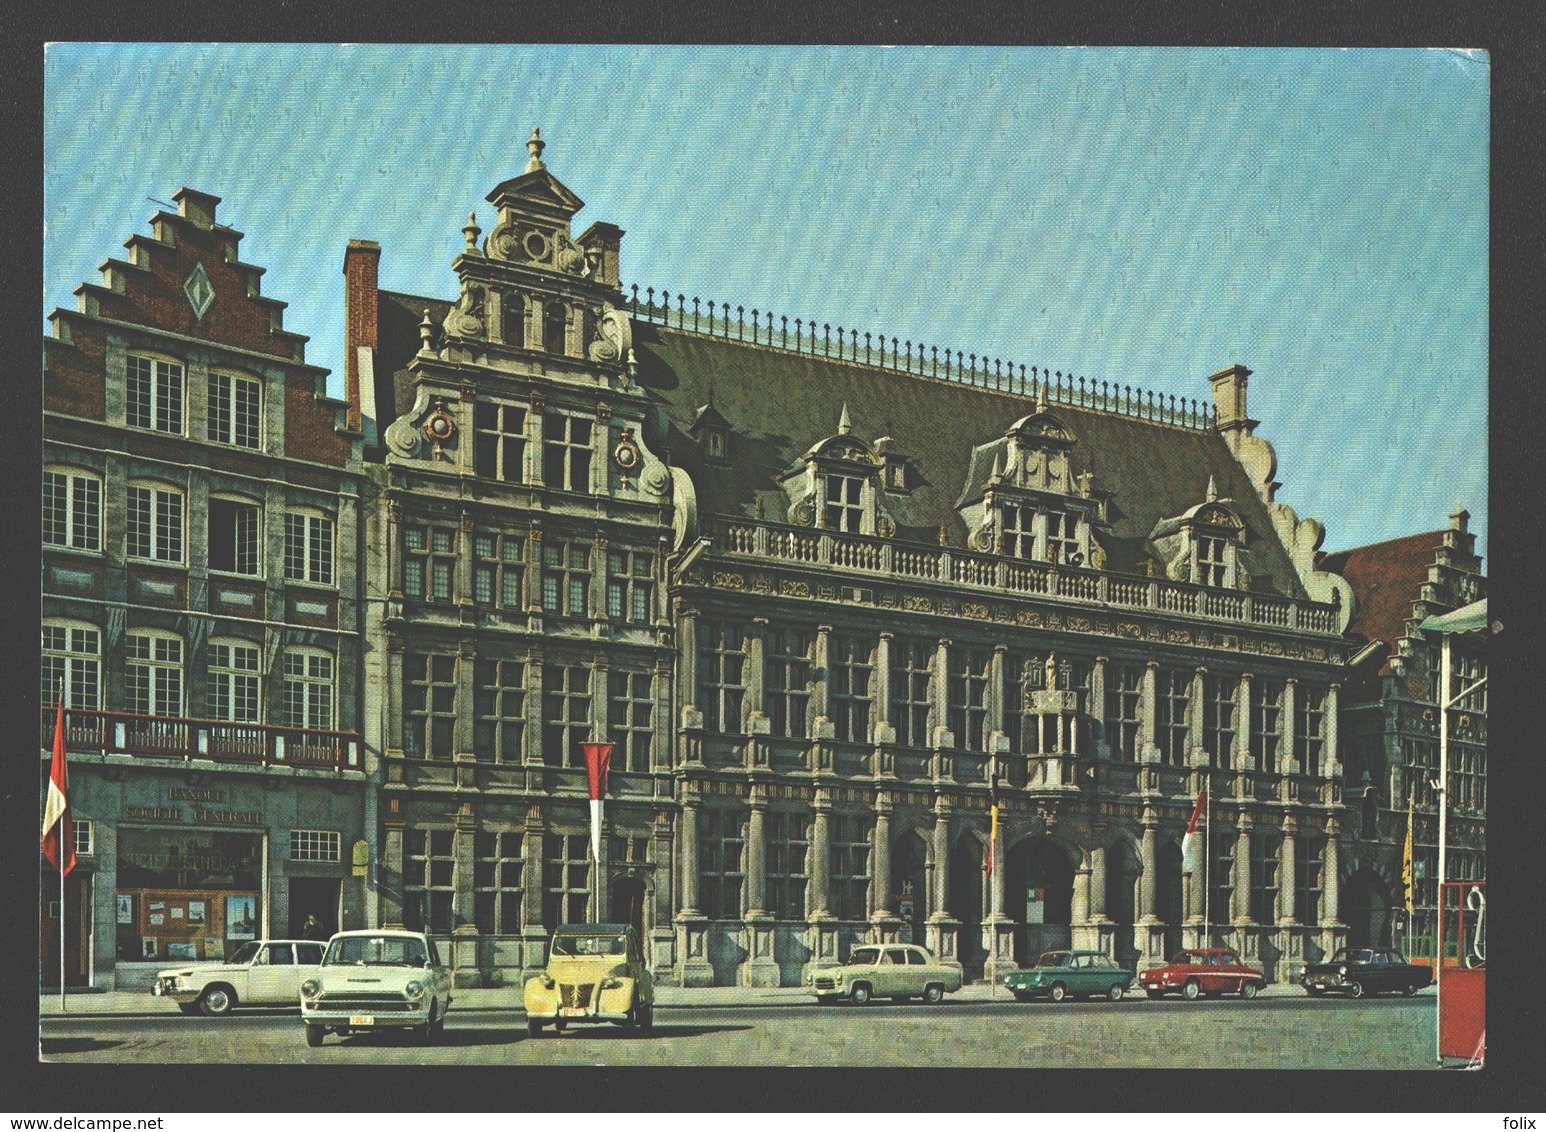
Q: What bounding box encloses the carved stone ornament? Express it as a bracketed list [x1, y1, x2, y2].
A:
[588, 305, 633, 364]
[442, 279, 485, 339]
[790, 495, 816, 526]
[554, 232, 585, 275]
[614, 432, 642, 471]
[486, 222, 520, 262]
[385, 415, 424, 458]
[423, 401, 456, 443]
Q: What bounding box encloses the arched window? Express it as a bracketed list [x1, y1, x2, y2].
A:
[283, 508, 335, 585]
[126, 352, 185, 435]
[42, 620, 101, 709]
[127, 479, 185, 564]
[43, 466, 103, 552]
[209, 638, 262, 723]
[282, 648, 334, 730]
[543, 299, 568, 355]
[207, 368, 263, 449]
[125, 629, 184, 716]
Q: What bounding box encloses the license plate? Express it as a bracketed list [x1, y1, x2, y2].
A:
[561, 1006, 587, 1017]
[349, 1014, 374, 1026]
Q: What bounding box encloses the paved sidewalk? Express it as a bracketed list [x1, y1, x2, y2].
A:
[39, 978, 1309, 1018]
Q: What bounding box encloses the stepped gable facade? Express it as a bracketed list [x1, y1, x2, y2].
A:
[43, 189, 367, 989]
[347, 129, 1359, 988]
[1322, 510, 1486, 952]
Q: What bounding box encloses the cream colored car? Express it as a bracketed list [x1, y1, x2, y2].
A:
[153, 940, 325, 1015]
[523, 924, 654, 1036]
[300, 930, 453, 1046]
[809, 943, 963, 1005]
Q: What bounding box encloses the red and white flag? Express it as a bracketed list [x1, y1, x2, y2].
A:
[41, 695, 76, 876]
[1180, 789, 1207, 876]
[582, 742, 614, 864]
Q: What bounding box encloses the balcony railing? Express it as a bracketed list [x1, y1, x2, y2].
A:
[40, 707, 361, 771]
[709, 519, 1343, 636]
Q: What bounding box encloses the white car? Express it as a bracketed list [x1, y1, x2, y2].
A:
[152, 939, 326, 1015]
[300, 930, 453, 1047]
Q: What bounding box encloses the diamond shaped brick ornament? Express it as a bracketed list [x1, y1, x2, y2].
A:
[184, 262, 214, 318]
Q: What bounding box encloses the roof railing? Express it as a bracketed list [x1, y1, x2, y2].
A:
[627, 284, 1217, 432]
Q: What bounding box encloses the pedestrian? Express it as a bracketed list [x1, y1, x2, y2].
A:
[302, 914, 325, 941]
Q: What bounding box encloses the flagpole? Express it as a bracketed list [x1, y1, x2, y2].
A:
[56, 682, 67, 1012]
[1204, 766, 1211, 947]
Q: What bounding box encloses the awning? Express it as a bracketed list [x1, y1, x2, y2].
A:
[1419, 598, 1487, 635]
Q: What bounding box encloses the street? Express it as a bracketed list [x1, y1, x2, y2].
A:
[39, 990, 1438, 1069]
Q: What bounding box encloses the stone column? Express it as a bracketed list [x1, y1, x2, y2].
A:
[1089, 836, 1108, 921]
[812, 625, 833, 723]
[452, 639, 476, 761]
[925, 796, 961, 967]
[810, 793, 831, 917]
[742, 785, 779, 987]
[1190, 666, 1207, 766]
[1233, 816, 1252, 923]
[385, 635, 406, 755]
[1090, 654, 1108, 751]
[1279, 814, 1298, 923]
[746, 791, 768, 915]
[679, 796, 701, 915]
[677, 607, 700, 715]
[1282, 678, 1299, 776]
[1324, 683, 1341, 775]
[1237, 672, 1254, 774]
[1141, 659, 1159, 757]
[1322, 817, 1340, 925]
[1138, 809, 1159, 923]
[745, 616, 769, 723]
[872, 800, 892, 916]
[451, 803, 479, 986]
[520, 804, 547, 982]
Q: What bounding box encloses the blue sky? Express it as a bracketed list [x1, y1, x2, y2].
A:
[43, 44, 1488, 562]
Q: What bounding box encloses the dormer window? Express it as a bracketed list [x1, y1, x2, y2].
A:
[1046, 510, 1078, 564]
[706, 430, 726, 460]
[1197, 533, 1229, 586]
[823, 473, 865, 532]
[1002, 503, 1032, 557]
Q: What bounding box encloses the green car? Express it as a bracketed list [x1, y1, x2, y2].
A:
[1004, 950, 1133, 1002]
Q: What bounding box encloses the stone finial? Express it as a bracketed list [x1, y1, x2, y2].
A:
[838, 403, 852, 435]
[1206, 474, 1217, 502]
[990, 447, 1005, 482]
[462, 212, 481, 254]
[1036, 380, 1048, 413]
[418, 308, 435, 354]
[524, 127, 546, 173]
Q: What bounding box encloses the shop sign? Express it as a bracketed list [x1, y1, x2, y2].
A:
[352, 839, 370, 878]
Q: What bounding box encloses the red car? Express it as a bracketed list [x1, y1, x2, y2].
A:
[1139, 947, 1266, 1000]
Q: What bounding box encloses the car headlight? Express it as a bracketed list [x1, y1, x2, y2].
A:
[600, 976, 624, 990]
[300, 978, 320, 999]
[404, 980, 425, 1001]
[539, 974, 555, 990]
[1338, 966, 1348, 979]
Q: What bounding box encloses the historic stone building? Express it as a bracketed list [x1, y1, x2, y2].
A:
[1322, 509, 1487, 957]
[42, 190, 368, 988]
[346, 131, 1368, 987]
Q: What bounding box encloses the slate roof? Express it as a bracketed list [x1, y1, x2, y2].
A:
[632, 323, 1309, 599]
[366, 291, 1311, 600]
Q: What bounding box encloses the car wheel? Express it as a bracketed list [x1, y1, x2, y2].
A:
[1349, 981, 1366, 999]
[1403, 983, 1418, 997]
[1240, 981, 1259, 1000]
[527, 1019, 544, 1037]
[1145, 989, 1165, 999]
[1108, 984, 1125, 1002]
[305, 1024, 324, 1048]
[177, 1002, 201, 1015]
[199, 986, 235, 1016]
[923, 984, 945, 1005]
[850, 983, 872, 1007]
[1182, 979, 1200, 1000]
[414, 1000, 437, 1044]
[554, 1019, 568, 1033]
[1049, 982, 1067, 1003]
[1011, 991, 1033, 1003]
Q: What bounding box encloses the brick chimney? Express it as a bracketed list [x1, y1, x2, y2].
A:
[342, 240, 381, 434]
